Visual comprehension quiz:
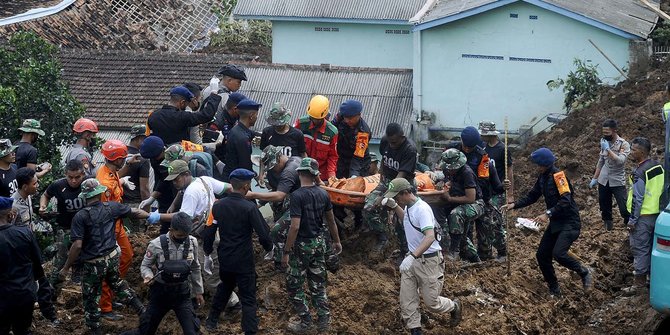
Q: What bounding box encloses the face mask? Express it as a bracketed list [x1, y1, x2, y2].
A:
[89, 137, 98, 148]
[602, 135, 613, 142]
[172, 236, 187, 244]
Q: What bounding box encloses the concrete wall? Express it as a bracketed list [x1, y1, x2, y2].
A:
[417, 1, 632, 131]
[272, 21, 413, 68]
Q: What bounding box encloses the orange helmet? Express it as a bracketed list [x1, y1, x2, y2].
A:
[101, 140, 128, 161]
[73, 118, 99, 133]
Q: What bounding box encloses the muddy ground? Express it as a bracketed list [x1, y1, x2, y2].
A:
[32, 59, 670, 335]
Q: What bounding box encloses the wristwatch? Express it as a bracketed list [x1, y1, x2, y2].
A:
[546, 210, 552, 218]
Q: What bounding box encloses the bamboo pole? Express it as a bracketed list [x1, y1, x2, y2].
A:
[505, 117, 512, 276]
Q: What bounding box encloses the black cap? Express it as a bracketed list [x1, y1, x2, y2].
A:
[218, 64, 248, 81]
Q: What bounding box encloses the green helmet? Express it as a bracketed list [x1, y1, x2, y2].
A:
[441, 148, 466, 170]
[266, 102, 292, 126]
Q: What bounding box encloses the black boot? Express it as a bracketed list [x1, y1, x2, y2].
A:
[410, 327, 423, 335]
[604, 220, 613, 231]
[450, 299, 462, 325]
[548, 283, 562, 297]
[206, 309, 221, 331]
[580, 266, 593, 291]
[130, 297, 146, 315]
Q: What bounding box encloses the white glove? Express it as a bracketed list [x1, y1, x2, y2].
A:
[209, 76, 220, 94]
[399, 255, 414, 272]
[204, 255, 214, 275]
[139, 196, 156, 209]
[214, 131, 224, 145]
[120, 176, 136, 191]
[381, 197, 398, 209]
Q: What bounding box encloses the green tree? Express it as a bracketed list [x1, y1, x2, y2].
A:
[547, 59, 602, 112]
[0, 31, 85, 182]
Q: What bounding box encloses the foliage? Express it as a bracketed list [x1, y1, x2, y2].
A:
[0, 31, 85, 184]
[210, 0, 272, 56]
[547, 59, 602, 112]
[651, 21, 670, 46]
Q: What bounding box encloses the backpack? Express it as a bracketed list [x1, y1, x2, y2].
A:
[189, 152, 214, 177]
[159, 234, 191, 284]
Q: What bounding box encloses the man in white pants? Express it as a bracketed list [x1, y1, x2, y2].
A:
[382, 177, 462, 335]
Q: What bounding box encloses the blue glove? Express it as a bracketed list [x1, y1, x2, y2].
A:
[589, 178, 598, 189]
[600, 138, 610, 151]
[147, 211, 160, 225]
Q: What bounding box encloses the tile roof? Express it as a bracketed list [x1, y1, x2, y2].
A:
[418, 0, 659, 38]
[233, 0, 426, 22]
[59, 49, 414, 140]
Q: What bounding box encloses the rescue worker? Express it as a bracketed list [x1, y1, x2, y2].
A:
[332, 99, 372, 230]
[623, 137, 663, 294]
[124, 125, 151, 205]
[282, 158, 342, 333]
[246, 145, 301, 270]
[446, 126, 504, 260]
[294, 95, 339, 182]
[0, 139, 18, 197]
[59, 179, 148, 335]
[161, 144, 210, 177]
[43, 160, 87, 296]
[364, 123, 416, 253]
[210, 64, 248, 127]
[15, 119, 52, 177]
[589, 119, 631, 231]
[183, 82, 205, 145]
[96, 139, 143, 320]
[220, 98, 262, 182]
[479, 121, 510, 260]
[147, 85, 219, 146]
[441, 149, 486, 262]
[381, 178, 461, 335]
[204, 169, 272, 334]
[503, 148, 593, 297]
[260, 102, 306, 158]
[122, 212, 203, 335]
[139, 136, 175, 234]
[663, 80, 670, 122]
[11, 167, 38, 229]
[0, 196, 53, 334]
[206, 92, 247, 162]
[65, 118, 98, 177]
[150, 160, 240, 310]
[369, 153, 380, 175]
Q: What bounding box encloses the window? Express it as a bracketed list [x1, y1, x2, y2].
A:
[509, 56, 551, 63]
[315, 27, 339, 32]
[462, 54, 504, 61]
[529, 15, 538, 20]
[510, 13, 518, 18]
[385, 29, 410, 35]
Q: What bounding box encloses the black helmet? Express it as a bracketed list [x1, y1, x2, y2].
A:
[217, 64, 247, 81]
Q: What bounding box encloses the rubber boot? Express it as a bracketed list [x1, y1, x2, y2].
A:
[622, 275, 647, 296]
[604, 220, 613, 231]
[316, 314, 330, 332]
[580, 266, 594, 291]
[410, 327, 423, 335]
[130, 297, 146, 316]
[287, 315, 313, 333]
[206, 309, 222, 331]
[90, 327, 103, 335]
[450, 299, 462, 325]
[548, 283, 562, 298]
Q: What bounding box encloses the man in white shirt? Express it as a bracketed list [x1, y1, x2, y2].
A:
[151, 160, 240, 311]
[382, 177, 462, 335]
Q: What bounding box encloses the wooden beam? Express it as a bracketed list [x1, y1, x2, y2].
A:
[640, 0, 670, 21]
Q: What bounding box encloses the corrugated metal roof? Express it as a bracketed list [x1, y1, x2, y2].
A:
[419, 0, 659, 38]
[233, 0, 426, 22]
[59, 49, 414, 140]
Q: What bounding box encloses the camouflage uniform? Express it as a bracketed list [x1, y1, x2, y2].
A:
[82, 250, 139, 329]
[286, 236, 329, 321]
[48, 229, 72, 295]
[487, 194, 507, 256]
[447, 201, 485, 261]
[363, 180, 408, 252]
[270, 199, 291, 266]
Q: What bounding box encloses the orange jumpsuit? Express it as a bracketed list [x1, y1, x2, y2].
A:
[96, 164, 134, 313]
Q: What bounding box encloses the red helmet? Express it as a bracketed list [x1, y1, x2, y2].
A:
[101, 140, 128, 161]
[73, 118, 99, 133]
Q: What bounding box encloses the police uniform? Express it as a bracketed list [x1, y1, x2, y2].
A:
[208, 74, 247, 162]
[513, 149, 591, 295]
[64, 143, 95, 178]
[220, 99, 261, 182]
[204, 169, 272, 334]
[332, 100, 372, 179]
[135, 231, 202, 335]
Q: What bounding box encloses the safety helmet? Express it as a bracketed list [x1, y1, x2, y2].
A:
[441, 148, 466, 170]
[73, 118, 99, 134]
[307, 95, 329, 119]
[101, 139, 128, 161]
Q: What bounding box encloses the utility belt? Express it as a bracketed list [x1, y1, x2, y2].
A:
[85, 246, 120, 263]
[420, 251, 440, 259]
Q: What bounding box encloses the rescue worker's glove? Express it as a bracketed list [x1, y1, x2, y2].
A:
[399, 254, 414, 272]
[381, 198, 397, 209]
[209, 76, 220, 94]
[204, 255, 214, 275]
[589, 178, 598, 189]
[600, 139, 610, 151]
[139, 196, 156, 211]
[120, 176, 136, 191]
[147, 211, 160, 225]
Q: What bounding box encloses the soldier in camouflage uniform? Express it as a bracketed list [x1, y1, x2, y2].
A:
[281, 158, 342, 333]
[59, 179, 148, 335]
[246, 145, 301, 270]
[441, 149, 486, 262]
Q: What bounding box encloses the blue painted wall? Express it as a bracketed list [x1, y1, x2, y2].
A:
[417, 1, 632, 131]
[272, 21, 413, 68]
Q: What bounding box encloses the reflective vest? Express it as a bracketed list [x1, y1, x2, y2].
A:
[663, 102, 670, 123]
[627, 163, 664, 215]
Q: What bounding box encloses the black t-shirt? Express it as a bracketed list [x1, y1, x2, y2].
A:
[150, 158, 175, 213]
[123, 146, 150, 203]
[15, 142, 37, 169]
[485, 141, 512, 182]
[445, 165, 483, 200]
[0, 165, 18, 197]
[379, 136, 417, 182]
[290, 186, 333, 238]
[71, 201, 131, 260]
[46, 178, 84, 229]
[268, 156, 301, 194]
[260, 126, 306, 158]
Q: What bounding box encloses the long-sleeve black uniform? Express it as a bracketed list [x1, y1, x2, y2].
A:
[148, 94, 221, 145]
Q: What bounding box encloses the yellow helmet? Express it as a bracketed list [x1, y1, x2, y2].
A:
[307, 95, 329, 119]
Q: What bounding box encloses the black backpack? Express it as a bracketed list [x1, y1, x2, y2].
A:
[159, 234, 192, 284]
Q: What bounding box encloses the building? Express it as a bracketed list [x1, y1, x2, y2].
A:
[233, 0, 425, 68]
